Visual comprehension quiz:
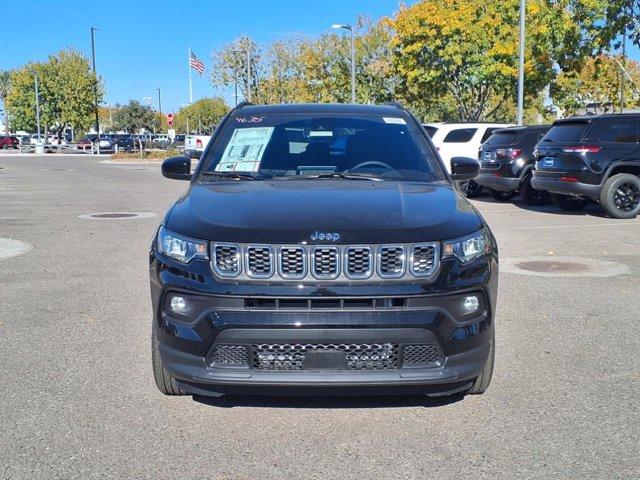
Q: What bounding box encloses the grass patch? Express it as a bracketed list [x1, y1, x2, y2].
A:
[110, 149, 181, 162]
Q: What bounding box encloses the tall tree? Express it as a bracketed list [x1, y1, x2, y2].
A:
[552, 54, 640, 115]
[390, 0, 602, 121]
[5, 48, 102, 135]
[210, 36, 262, 103]
[173, 97, 229, 134]
[0, 70, 12, 130]
[113, 100, 156, 133]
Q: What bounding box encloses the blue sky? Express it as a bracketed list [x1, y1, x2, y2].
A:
[2, 0, 638, 114]
[1, 0, 403, 113]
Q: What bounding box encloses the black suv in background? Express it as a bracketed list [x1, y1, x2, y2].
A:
[476, 125, 550, 204]
[151, 102, 498, 399]
[532, 114, 640, 218]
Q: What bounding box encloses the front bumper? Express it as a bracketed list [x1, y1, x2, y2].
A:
[150, 249, 498, 396]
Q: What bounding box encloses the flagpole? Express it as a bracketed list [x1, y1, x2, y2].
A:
[188, 48, 193, 104]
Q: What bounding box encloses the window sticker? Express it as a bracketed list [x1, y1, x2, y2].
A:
[309, 130, 333, 137]
[216, 127, 275, 172]
[383, 117, 407, 125]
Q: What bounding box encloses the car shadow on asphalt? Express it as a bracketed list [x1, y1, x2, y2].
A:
[470, 194, 610, 218]
[192, 393, 465, 409]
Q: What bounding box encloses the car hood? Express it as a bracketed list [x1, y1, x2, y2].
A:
[166, 180, 482, 244]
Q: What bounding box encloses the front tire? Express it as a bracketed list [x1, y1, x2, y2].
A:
[552, 194, 591, 211]
[152, 324, 187, 396]
[489, 188, 518, 201]
[520, 174, 549, 205]
[456, 179, 483, 198]
[600, 173, 640, 219]
[468, 334, 494, 395]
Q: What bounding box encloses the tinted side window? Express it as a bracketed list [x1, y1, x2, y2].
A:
[480, 128, 498, 143]
[587, 118, 639, 143]
[423, 126, 438, 138]
[443, 128, 477, 143]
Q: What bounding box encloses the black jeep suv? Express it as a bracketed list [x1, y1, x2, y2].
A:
[150, 103, 498, 398]
[476, 125, 551, 204]
[532, 114, 640, 218]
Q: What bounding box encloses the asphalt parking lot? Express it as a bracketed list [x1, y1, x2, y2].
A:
[1, 154, 638, 480]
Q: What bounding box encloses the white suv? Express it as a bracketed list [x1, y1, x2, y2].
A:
[424, 123, 514, 172]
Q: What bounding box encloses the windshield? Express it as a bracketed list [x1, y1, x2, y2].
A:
[198, 113, 445, 182]
[484, 131, 521, 146]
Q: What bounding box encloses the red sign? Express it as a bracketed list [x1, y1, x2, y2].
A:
[167, 113, 174, 127]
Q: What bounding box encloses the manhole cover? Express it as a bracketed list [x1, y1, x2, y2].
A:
[517, 261, 590, 273]
[0, 238, 33, 260]
[501, 256, 629, 278]
[78, 212, 156, 220]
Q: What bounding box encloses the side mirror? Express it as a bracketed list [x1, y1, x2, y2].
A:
[162, 156, 192, 180]
[450, 156, 479, 181]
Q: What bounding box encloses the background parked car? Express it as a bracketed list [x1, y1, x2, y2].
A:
[424, 122, 513, 197]
[29, 134, 46, 145]
[108, 134, 136, 151]
[532, 114, 640, 218]
[0, 135, 19, 149]
[475, 125, 551, 204]
[184, 134, 211, 158]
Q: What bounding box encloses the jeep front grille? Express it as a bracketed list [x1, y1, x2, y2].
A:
[402, 344, 442, 367]
[410, 245, 436, 276]
[378, 246, 405, 278]
[346, 247, 372, 278]
[213, 244, 241, 277]
[279, 247, 306, 278]
[312, 247, 339, 279]
[246, 245, 273, 278]
[210, 242, 440, 282]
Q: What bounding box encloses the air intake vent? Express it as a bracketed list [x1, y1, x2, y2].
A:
[410, 244, 437, 276]
[378, 246, 405, 278]
[312, 247, 339, 279]
[345, 247, 372, 278]
[246, 245, 273, 278]
[212, 244, 240, 277]
[279, 246, 306, 279]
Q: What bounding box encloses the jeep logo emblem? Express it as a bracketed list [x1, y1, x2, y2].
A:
[310, 231, 340, 242]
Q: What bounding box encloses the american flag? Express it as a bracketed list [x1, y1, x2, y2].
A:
[190, 51, 205, 76]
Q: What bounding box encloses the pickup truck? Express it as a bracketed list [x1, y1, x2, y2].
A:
[184, 134, 211, 158]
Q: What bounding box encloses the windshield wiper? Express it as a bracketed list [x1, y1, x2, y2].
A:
[296, 172, 383, 181]
[199, 171, 262, 181]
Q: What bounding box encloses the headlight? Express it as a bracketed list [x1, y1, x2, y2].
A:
[156, 226, 208, 263]
[443, 228, 491, 263]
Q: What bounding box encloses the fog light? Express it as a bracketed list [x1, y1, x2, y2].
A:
[170, 296, 187, 314]
[462, 295, 480, 314]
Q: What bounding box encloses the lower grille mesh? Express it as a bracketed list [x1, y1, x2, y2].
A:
[402, 344, 441, 367]
[253, 343, 399, 371]
[209, 345, 248, 368]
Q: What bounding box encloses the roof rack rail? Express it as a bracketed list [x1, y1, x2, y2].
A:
[234, 101, 254, 110]
[384, 101, 405, 109]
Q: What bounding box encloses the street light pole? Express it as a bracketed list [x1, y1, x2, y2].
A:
[246, 49, 251, 102]
[90, 26, 100, 154]
[34, 73, 41, 138]
[157, 88, 162, 116]
[516, 0, 526, 125]
[332, 23, 356, 103]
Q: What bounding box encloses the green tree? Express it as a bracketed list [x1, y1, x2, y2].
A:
[552, 54, 640, 115]
[173, 97, 229, 134]
[211, 36, 262, 103]
[113, 100, 156, 133]
[0, 70, 12, 131]
[389, 0, 603, 121]
[5, 48, 102, 136]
